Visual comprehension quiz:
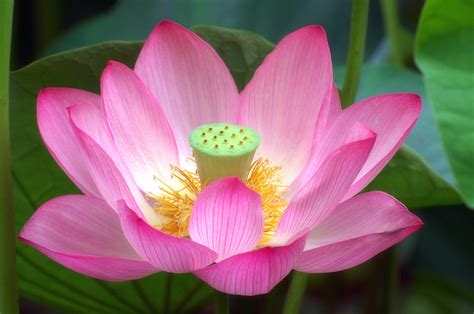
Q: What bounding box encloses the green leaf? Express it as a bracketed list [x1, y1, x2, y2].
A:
[11, 42, 211, 313]
[415, 0, 474, 207]
[365, 146, 461, 209]
[334, 63, 462, 209]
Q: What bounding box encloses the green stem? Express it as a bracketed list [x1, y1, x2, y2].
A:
[362, 248, 398, 314]
[282, 271, 309, 314]
[214, 290, 229, 314]
[341, 0, 370, 107]
[380, 247, 398, 314]
[0, 0, 19, 313]
[163, 273, 173, 314]
[380, 0, 403, 65]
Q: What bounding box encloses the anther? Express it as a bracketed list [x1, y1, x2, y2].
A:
[239, 141, 243, 145]
[214, 144, 219, 149]
[208, 127, 213, 131]
[201, 132, 206, 136]
[213, 136, 217, 140]
[224, 126, 229, 130]
[230, 145, 234, 148]
[203, 139, 208, 144]
[231, 133, 236, 138]
[224, 139, 228, 143]
[219, 130, 224, 135]
[239, 129, 244, 133]
[243, 136, 248, 140]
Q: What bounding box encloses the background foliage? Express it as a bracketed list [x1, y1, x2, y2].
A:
[10, 0, 473, 313]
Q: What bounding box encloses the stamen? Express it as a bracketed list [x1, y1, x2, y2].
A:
[148, 157, 287, 243]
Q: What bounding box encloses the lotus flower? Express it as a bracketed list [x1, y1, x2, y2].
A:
[20, 21, 422, 296]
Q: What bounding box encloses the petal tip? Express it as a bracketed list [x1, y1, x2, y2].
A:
[157, 20, 181, 28]
[297, 24, 327, 36]
[150, 20, 188, 37]
[105, 60, 125, 71]
[408, 93, 423, 114]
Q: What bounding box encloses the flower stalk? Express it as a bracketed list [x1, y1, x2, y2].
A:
[214, 291, 229, 314]
[0, 0, 19, 313]
[282, 271, 309, 314]
[380, 247, 398, 314]
[380, 0, 403, 65]
[341, 0, 370, 107]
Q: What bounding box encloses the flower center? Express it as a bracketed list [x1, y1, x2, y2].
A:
[146, 124, 288, 245]
[188, 123, 260, 184]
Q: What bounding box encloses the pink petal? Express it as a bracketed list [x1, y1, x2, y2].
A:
[118, 201, 218, 273]
[295, 192, 422, 272]
[134, 20, 239, 161]
[194, 235, 306, 296]
[319, 94, 422, 200]
[188, 177, 263, 262]
[238, 25, 333, 184]
[67, 102, 113, 153]
[69, 114, 159, 223]
[312, 84, 342, 150]
[37, 88, 101, 196]
[19, 195, 157, 281]
[270, 125, 376, 246]
[101, 61, 179, 194]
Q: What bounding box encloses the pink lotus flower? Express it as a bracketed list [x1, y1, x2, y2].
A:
[20, 21, 422, 296]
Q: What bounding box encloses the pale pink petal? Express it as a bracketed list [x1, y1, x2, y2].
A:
[194, 235, 306, 296]
[188, 177, 263, 262]
[135, 20, 239, 161]
[101, 61, 179, 194]
[290, 121, 372, 195]
[238, 25, 333, 184]
[67, 102, 113, 153]
[316, 94, 422, 200]
[312, 83, 342, 150]
[270, 126, 376, 246]
[295, 192, 422, 272]
[37, 88, 101, 196]
[69, 116, 159, 223]
[19, 195, 157, 281]
[118, 201, 218, 273]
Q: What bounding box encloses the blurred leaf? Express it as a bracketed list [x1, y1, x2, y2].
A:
[334, 63, 462, 209]
[46, 0, 385, 66]
[415, 0, 474, 207]
[11, 42, 211, 313]
[405, 200, 474, 313]
[412, 205, 474, 289]
[404, 275, 473, 314]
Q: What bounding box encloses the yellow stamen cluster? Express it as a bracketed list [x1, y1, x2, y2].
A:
[146, 158, 288, 244]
